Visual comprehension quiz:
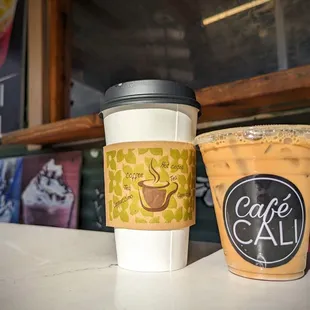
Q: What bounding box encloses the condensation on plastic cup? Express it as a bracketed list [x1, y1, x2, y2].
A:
[194, 124, 310, 146]
[101, 80, 200, 272]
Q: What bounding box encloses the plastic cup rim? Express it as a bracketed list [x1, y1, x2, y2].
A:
[194, 124, 310, 145]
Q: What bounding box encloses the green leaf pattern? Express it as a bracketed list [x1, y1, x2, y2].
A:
[105, 144, 195, 227]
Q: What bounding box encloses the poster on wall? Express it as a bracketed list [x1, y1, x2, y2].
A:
[0, 0, 26, 135]
[79, 149, 113, 233]
[0, 157, 23, 223]
[21, 152, 82, 229]
[191, 150, 220, 243]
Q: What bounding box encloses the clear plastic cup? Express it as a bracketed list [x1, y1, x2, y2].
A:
[196, 125, 310, 281]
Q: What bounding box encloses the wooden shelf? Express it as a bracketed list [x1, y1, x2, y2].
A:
[196, 64, 310, 123]
[2, 65, 310, 146]
[1, 114, 104, 146]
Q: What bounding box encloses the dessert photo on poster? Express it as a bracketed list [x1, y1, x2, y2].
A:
[0, 157, 23, 223]
[21, 152, 82, 228]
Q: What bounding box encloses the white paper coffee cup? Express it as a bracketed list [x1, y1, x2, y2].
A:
[101, 80, 200, 272]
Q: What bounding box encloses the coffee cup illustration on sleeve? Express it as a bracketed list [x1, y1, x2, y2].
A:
[196, 125, 310, 281]
[138, 159, 178, 212]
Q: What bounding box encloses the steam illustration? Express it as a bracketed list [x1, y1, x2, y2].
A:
[138, 158, 178, 212]
[149, 159, 160, 183]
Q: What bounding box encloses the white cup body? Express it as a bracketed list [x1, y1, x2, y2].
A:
[103, 103, 198, 272]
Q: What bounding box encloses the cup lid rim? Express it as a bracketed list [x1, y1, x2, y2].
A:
[101, 79, 201, 113]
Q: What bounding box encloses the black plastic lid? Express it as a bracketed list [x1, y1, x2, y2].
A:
[101, 79, 201, 113]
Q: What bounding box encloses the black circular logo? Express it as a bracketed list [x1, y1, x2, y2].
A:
[223, 174, 305, 268]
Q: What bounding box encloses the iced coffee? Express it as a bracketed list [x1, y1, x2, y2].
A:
[196, 125, 310, 281]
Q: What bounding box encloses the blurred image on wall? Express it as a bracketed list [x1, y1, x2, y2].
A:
[0, 0, 17, 69]
[0, 0, 26, 134]
[0, 157, 23, 223]
[21, 152, 82, 228]
[79, 149, 113, 233]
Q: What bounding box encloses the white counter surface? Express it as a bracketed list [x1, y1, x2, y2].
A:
[0, 223, 309, 310]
